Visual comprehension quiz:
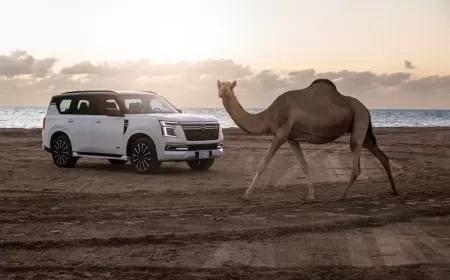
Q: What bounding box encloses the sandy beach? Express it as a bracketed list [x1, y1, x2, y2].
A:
[1, 127, 450, 279]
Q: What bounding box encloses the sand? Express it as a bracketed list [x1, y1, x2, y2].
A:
[1, 127, 450, 279]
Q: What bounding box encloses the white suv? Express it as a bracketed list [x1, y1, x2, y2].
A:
[42, 90, 224, 173]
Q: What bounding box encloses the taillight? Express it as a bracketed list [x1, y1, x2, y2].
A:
[42, 118, 46, 129]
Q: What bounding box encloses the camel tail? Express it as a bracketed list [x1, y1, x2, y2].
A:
[366, 117, 377, 146]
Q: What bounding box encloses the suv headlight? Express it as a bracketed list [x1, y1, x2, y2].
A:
[219, 123, 224, 138]
[160, 121, 178, 137]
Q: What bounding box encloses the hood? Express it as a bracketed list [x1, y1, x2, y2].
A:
[141, 113, 219, 123]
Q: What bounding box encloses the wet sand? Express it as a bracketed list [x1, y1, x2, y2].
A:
[1, 127, 450, 279]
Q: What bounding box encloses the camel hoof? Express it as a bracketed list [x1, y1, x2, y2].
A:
[339, 194, 347, 200]
[393, 192, 401, 196]
[305, 195, 316, 201]
[241, 194, 251, 201]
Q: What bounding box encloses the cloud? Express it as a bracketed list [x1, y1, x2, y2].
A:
[404, 60, 416, 70]
[399, 75, 450, 95]
[0, 50, 449, 108]
[0, 50, 57, 78]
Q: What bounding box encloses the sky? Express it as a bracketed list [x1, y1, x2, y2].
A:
[0, 0, 449, 108]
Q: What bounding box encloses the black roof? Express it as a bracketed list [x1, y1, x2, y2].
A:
[56, 90, 158, 97]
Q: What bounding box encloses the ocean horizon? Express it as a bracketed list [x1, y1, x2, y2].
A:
[1, 106, 450, 129]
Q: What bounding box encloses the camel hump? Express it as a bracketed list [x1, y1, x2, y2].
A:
[310, 78, 337, 89]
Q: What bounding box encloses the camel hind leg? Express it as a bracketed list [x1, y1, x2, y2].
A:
[363, 127, 399, 196]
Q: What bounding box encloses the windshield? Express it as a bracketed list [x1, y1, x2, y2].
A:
[120, 93, 179, 114]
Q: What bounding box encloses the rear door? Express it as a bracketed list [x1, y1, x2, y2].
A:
[92, 94, 126, 156]
[62, 95, 95, 153]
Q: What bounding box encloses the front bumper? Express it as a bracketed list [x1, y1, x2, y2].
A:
[158, 142, 224, 161]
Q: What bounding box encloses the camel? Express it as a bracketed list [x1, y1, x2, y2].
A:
[217, 78, 399, 200]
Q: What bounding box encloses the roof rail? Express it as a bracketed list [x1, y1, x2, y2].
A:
[61, 90, 117, 95]
[142, 90, 159, 95]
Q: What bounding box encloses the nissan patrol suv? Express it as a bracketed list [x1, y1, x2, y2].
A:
[41, 90, 224, 173]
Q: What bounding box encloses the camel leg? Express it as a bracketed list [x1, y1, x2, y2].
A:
[243, 136, 286, 200]
[363, 139, 400, 196]
[288, 140, 315, 200]
[340, 122, 369, 199]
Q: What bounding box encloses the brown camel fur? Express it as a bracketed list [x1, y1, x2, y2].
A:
[217, 79, 399, 200]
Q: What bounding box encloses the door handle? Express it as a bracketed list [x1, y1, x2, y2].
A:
[95, 120, 102, 123]
[67, 119, 74, 123]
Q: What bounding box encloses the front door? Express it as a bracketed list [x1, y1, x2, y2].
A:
[92, 96, 125, 156]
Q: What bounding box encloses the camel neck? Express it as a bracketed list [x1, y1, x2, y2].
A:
[222, 96, 270, 134]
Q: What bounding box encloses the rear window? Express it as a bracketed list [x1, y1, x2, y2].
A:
[59, 99, 72, 113]
[55, 97, 73, 114]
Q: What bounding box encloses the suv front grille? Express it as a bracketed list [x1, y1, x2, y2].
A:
[181, 123, 220, 141]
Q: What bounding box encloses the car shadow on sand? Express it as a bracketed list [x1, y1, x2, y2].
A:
[74, 162, 219, 176]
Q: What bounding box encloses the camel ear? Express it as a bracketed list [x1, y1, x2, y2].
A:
[231, 80, 237, 89]
[217, 80, 221, 89]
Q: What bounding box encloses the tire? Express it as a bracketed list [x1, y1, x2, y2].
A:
[51, 135, 78, 168]
[108, 159, 127, 165]
[186, 158, 215, 170]
[130, 137, 161, 174]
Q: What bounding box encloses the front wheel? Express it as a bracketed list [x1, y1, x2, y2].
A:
[130, 138, 161, 174]
[51, 135, 78, 168]
[186, 158, 215, 170]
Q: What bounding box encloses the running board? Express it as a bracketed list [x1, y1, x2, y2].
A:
[73, 152, 129, 161]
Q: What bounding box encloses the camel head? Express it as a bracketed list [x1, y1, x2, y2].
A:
[217, 80, 236, 99]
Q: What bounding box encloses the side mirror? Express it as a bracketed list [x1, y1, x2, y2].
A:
[176, 108, 182, 113]
[105, 108, 122, 117]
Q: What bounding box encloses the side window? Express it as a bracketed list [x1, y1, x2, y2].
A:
[124, 99, 142, 110]
[58, 98, 73, 114]
[150, 99, 166, 111]
[105, 99, 120, 110]
[124, 98, 144, 113]
[95, 96, 122, 115]
[72, 98, 93, 115]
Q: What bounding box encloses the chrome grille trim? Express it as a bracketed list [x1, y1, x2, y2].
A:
[181, 122, 220, 141]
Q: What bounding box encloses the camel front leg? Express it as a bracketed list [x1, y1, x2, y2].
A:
[288, 140, 315, 200]
[243, 136, 285, 200]
[340, 120, 369, 199]
[340, 144, 362, 199]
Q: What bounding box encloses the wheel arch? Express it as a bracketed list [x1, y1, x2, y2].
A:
[50, 131, 70, 150]
[126, 132, 157, 157]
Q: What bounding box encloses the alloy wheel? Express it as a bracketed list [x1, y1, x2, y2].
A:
[53, 140, 69, 165]
[132, 143, 151, 171]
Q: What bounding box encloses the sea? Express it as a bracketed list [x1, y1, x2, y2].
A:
[1, 106, 450, 129]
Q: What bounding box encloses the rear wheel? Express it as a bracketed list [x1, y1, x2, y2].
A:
[51, 135, 78, 168]
[108, 159, 127, 165]
[130, 138, 161, 174]
[186, 158, 215, 170]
